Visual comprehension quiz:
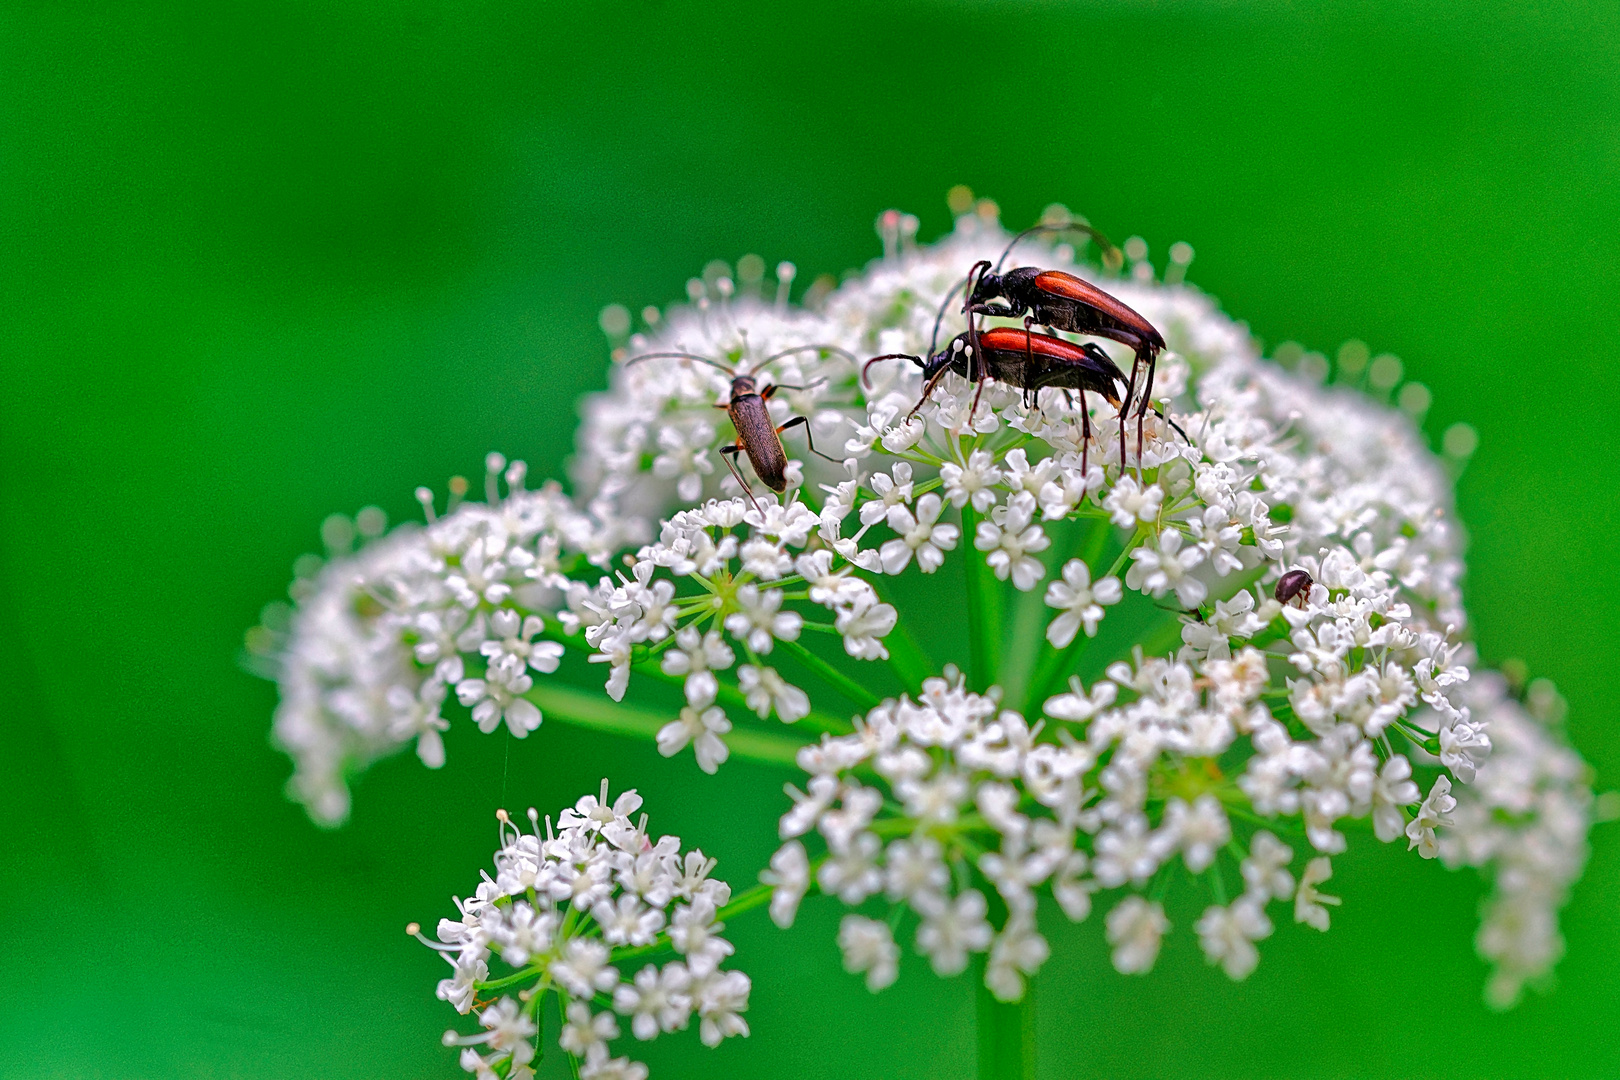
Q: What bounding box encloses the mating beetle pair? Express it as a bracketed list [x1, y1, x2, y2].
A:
[867, 222, 1170, 468]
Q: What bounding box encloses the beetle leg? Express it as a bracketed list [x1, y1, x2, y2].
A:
[967, 302, 1021, 319]
[1134, 356, 1157, 468]
[1078, 388, 1092, 479]
[968, 375, 988, 425]
[1022, 321, 1038, 407]
[909, 366, 950, 419]
[777, 414, 841, 463]
[719, 444, 764, 515]
[1118, 363, 1137, 472]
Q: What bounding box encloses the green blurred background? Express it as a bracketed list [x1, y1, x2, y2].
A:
[4, 1, 1618, 1076]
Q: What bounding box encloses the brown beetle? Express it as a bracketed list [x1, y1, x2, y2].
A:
[624, 345, 848, 512]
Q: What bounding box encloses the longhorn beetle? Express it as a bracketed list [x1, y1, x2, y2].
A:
[863, 325, 1181, 478]
[624, 345, 849, 513]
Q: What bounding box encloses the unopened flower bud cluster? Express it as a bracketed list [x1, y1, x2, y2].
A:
[417, 782, 751, 1080]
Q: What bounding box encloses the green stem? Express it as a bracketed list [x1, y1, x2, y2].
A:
[977, 973, 1035, 1080]
[961, 505, 1004, 691]
[543, 619, 849, 734]
[779, 638, 882, 711]
[865, 574, 935, 691]
[524, 683, 810, 768]
[717, 880, 774, 921]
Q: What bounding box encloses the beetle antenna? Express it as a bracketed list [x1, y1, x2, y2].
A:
[862, 353, 923, 388]
[994, 221, 1121, 273]
[928, 272, 974, 356]
[623, 351, 736, 374]
[753, 343, 860, 374]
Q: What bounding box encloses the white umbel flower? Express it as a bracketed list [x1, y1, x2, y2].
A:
[257, 205, 1592, 1013]
[417, 783, 750, 1077]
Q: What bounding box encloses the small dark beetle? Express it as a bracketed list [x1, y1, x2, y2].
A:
[1274, 569, 1315, 608]
[624, 345, 846, 512]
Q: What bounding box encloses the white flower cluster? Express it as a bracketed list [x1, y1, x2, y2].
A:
[582, 495, 901, 760]
[415, 782, 752, 1080]
[254, 465, 639, 825]
[1440, 672, 1591, 1007]
[252, 457, 900, 821]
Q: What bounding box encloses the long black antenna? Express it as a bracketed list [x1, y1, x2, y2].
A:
[994, 221, 1122, 273]
[754, 343, 861, 373]
[622, 351, 736, 374]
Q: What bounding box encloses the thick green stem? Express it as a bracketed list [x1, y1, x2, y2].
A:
[977, 975, 1035, 1080]
[524, 683, 810, 768]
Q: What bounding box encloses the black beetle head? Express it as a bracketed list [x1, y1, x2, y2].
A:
[964, 260, 1000, 308]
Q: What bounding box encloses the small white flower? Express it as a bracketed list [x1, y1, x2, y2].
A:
[669, 898, 735, 974]
[656, 704, 732, 774]
[760, 840, 810, 928]
[660, 626, 736, 707]
[737, 664, 810, 723]
[883, 836, 949, 905]
[549, 938, 619, 998]
[835, 594, 897, 661]
[1178, 590, 1266, 664]
[1043, 559, 1122, 648]
[1294, 857, 1342, 931]
[1195, 897, 1272, 980]
[837, 915, 899, 992]
[1440, 718, 1492, 783]
[1371, 755, 1421, 843]
[592, 893, 665, 947]
[940, 448, 1003, 512]
[435, 949, 488, 1014]
[985, 915, 1050, 1002]
[579, 1047, 649, 1080]
[860, 462, 915, 525]
[1406, 774, 1456, 858]
[1102, 475, 1162, 528]
[1094, 814, 1161, 887]
[974, 492, 1050, 591]
[1239, 831, 1295, 903]
[1159, 795, 1231, 874]
[1106, 897, 1170, 975]
[559, 1001, 620, 1059]
[817, 831, 883, 904]
[722, 584, 802, 655]
[481, 609, 565, 673]
[692, 967, 751, 1046]
[456, 655, 541, 737]
[1125, 529, 1207, 609]
[613, 962, 693, 1040]
[914, 888, 994, 976]
[880, 493, 959, 574]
